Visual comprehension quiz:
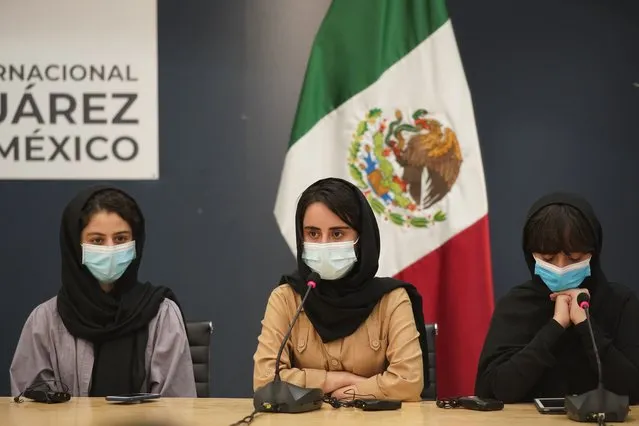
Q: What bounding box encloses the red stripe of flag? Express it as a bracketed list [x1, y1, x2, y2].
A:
[395, 215, 494, 398]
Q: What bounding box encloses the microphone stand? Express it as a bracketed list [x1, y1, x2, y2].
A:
[584, 308, 605, 426]
[252, 274, 324, 414]
[272, 281, 314, 384]
[565, 294, 629, 423]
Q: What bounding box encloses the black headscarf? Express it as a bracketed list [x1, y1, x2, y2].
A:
[280, 177, 430, 394]
[522, 192, 607, 300]
[56, 186, 183, 396]
[475, 192, 635, 401]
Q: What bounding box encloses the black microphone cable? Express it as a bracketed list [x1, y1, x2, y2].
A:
[13, 379, 70, 403]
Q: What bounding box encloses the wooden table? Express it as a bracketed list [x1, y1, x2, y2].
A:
[1, 397, 636, 426]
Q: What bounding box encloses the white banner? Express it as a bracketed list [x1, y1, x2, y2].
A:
[0, 0, 158, 180]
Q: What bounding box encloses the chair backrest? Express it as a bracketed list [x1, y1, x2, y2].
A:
[422, 323, 438, 400]
[186, 321, 213, 397]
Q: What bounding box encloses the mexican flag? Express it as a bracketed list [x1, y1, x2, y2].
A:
[273, 0, 494, 398]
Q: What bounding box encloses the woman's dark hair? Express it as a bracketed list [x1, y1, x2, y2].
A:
[80, 189, 142, 235]
[524, 204, 596, 254]
[297, 179, 361, 231]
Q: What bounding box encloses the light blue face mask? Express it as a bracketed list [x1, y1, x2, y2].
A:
[302, 240, 357, 281]
[534, 256, 591, 292]
[82, 241, 136, 284]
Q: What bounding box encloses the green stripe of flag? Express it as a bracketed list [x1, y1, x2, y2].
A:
[289, 0, 449, 147]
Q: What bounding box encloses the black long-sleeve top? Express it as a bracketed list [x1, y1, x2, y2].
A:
[475, 279, 639, 404]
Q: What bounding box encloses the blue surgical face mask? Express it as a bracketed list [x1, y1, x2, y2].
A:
[82, 241, 136, 284]
[534, 256, 591, 292]
[302, 240, 358, 281]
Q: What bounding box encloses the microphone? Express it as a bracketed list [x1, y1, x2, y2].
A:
[565, 292, 629, 423]
[253, 272, 324, 414]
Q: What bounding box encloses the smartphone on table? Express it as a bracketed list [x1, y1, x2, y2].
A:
[105, 393, 161, 403]
[533, 397, 566, 414]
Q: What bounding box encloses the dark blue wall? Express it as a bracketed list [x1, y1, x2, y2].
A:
[1, 0, 637, 397]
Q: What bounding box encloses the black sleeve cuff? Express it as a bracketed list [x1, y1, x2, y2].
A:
[530, 320, 566, 365]
[574, 319, 590, 337]
[574, 317, 613, 374]
[575, 318, 610, 350]
[543, 319, 567, 344]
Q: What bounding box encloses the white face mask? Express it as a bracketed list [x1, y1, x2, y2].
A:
[302, 240, 357, 281]
[81, 241, 136, 284]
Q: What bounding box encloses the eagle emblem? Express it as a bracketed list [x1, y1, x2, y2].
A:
[347, 108, 463, 228]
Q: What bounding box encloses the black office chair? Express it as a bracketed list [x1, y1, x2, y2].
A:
[186, 321, 213, 397]
[422, 323, 438, 400]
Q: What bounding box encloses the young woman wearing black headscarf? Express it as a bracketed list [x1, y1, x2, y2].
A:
[253, 177, 430, 401]
[475, 192, 639, 403]
[10, 186, 196, 397]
